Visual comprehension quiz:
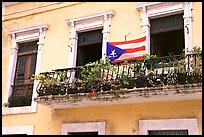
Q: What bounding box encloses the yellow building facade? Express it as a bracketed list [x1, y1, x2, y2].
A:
[2, 2, 202, 135]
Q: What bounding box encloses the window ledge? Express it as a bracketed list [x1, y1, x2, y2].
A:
[2, 102, 37, 115]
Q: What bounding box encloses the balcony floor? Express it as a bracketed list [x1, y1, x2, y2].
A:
[34, 83, 202, 109]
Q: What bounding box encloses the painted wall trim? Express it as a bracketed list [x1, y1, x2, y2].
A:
[135, 2, 193, 54]
[135, 2, 163, 9]
[8, 24, 49, 35]
[61, 122, 106, 135]
[66, 10, 115, 68]
[3, 2, 62, 17]
[2, 125, 34, 135]
[139, 118, 198, 135]
[65, 9, 115, 24]
[2, 24, 49, 115]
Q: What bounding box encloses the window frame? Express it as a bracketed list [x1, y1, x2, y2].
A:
[139, 118, 198, 135]
[65, 10, 115, 68]
[2, 24, 49, 115]
[135, 2, 193, 54]
[61, 122, 106, 135]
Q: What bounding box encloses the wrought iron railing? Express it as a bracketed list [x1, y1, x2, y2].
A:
[35, 53, 202, 96]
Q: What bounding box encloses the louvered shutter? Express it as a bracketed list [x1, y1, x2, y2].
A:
[9, 41, 38, 107]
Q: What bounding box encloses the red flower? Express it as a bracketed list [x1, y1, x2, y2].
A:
[89, 92, 94, 97]
[111, 84, 117, 87]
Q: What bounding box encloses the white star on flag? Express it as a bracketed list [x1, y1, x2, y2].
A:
[109, 50, 117, 58]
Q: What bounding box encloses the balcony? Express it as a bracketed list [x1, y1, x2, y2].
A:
[34, 53, 202, 109]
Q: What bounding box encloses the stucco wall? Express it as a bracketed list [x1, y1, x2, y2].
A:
[192, 2, 202, 49]
[2, 2, 202, 135]
[51, 100, 202, 135]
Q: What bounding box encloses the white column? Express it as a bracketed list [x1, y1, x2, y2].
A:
[4, 33, 18, 103]
[31, 27, 48, 105]
[141, 6, 150, 54]
[183, 2, 193, 53]
[2, 3, 5, 21]
[68, 21, 78, 68]
[102, 14, 112, 60]
[35, 27, 47, 74]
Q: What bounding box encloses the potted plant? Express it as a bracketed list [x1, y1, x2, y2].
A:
[175, 59, 188, 84]
[31, 73, 66, 96]
[186, 46, 202, 84]
[79, 57, 115, 93]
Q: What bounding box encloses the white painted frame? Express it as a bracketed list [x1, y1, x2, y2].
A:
[135, 2, 193, 54]
[2, 24, 49, 115]
[2, 125, 34, 135]
[139, 118, 198, 135]
[65, 10, 115, 68]
[61, 122, 106, 135]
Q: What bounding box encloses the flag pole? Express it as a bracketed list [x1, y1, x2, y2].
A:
[124, 32, 131, 41]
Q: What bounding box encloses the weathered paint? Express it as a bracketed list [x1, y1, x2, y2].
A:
[51, 100, 202, 135]
[192, 2, 202, 49]
[2, 2, 202, 135]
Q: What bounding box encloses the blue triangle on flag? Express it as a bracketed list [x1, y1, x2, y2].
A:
[106, 42, 126, 62]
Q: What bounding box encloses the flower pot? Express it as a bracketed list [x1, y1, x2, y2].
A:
[102, 83, 111, 91]
[127, 78, 137, 89]
[135, 76, 147, 88]
[187, 74, 202, 84]
[177, 72, 187, 84]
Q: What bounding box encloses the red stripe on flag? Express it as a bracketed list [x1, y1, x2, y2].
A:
[109, 36, 146, 45]
[112, 56, 143, 63]
[124, 45, 146, 53]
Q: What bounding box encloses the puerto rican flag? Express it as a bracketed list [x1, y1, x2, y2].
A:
[106, 36, 146, 63]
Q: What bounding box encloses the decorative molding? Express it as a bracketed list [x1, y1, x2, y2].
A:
[135, 2, 192, 54]
[66, 10, 115, 68]
[66, 10, 115, 24]
[61, 122, 106, 135]
[139, 118, 198, 135]
[2, 125, 34, 135]
[8, 24, 49, 35]
[135, 2, 163, 9]
[3, 24, 49, 115]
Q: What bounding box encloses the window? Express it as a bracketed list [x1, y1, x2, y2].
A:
[136, 2, 193, 54]
[66, 10, 115, 68]
[2, 24, 49, 115]
[139, 118, 198, 135]
[61, 122, 106, 135]
[77, 29, 103, 66]
[150, 13, 185, 57]
[8, 41, 38, 107]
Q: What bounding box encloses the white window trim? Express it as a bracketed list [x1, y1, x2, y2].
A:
[61, 122, 106, 135]
[139, 118, 198, 135]
[2, 125, 34, 135]
[135, 2, 193, 54]
[2, 24, 49, 115]
[65, 10, 115, 68]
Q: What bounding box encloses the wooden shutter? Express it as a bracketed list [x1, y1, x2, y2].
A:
[77, 29, 103, 66]
[9, 41, 38, 107]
